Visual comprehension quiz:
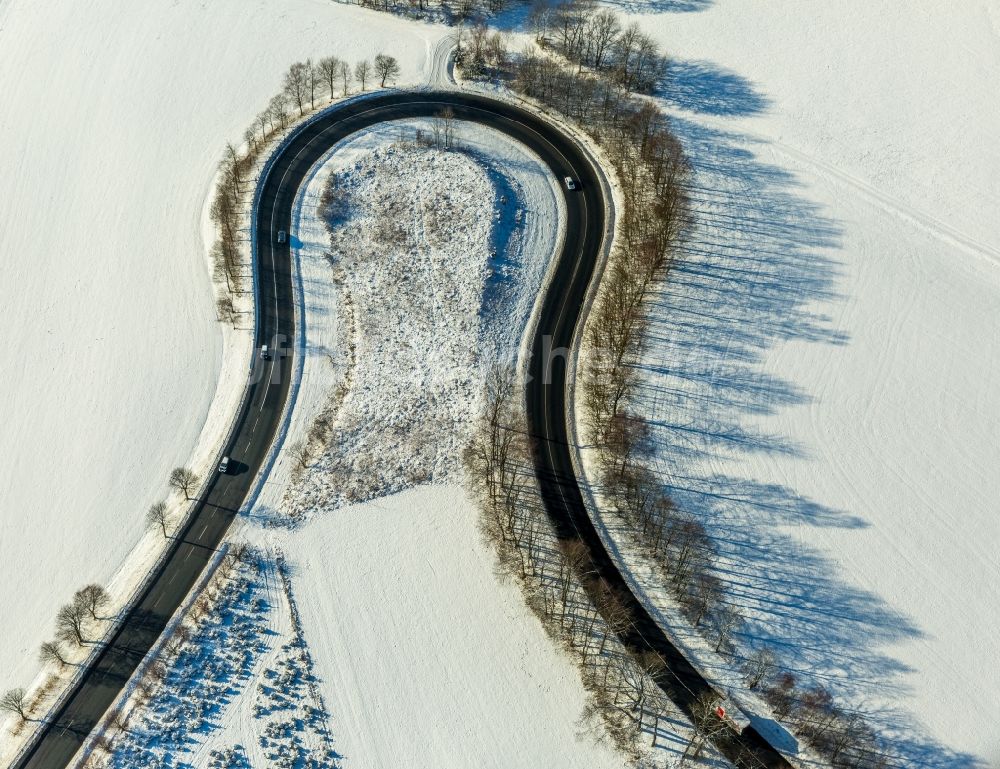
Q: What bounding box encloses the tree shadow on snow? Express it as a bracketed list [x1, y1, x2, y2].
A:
[661, 60, 770, 117]
[600, 0, 714, 15]
[632, 109, 984, 767]
[496, 0, 713, 32]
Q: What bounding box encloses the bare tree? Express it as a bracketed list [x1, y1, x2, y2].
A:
[644, 686, 676, 749]
[354, 59, 371, 91]
[168, 467, 199, 500]
[827, 711, 867, 763]
[464, 362, 520, 511]
[338, 59, 352, 97]
[436, 106, 456, 148]
[711, 604, 742, 654]
[612, 21, 641, 88]
[455, 0, 476, 22]
[680, 571, 717, 628]
[612, 23, 665, 93]
[107, 707, 131, 733]
[210, 186, 238, 247]
[147, 501, 170, 538]
[216, 296, 236, 327]
[39, 640, 68, 667]
[268, 93, 289, 130]
[224, 142, 243, 194]
[593, 580, 630, 656]
[467, 22, 489, 74]
[243, 126, 257, 157]
[430, 107, 453, 149]
[486, 31, 509, 69]
[587, 8, 620, 70]
[56, 601, 88, 646]
[283, 61, 310, 116]
[0, 688, 29, 722]
[255, 110, 270, 142]
[289, 440, 312, 470]
[551, 0, 593, 64]
[93, 733, 116, 755]
[306, 58, 319, 108]
[765, 672, 798, 720]
[146, 660, 168, 685]
[797, 685, 837, 743]
[684, 690, 728, 760]
[374, 53, 401, 87]
[527, 0, 551, 41]
[171, 624, 192, 652]
[451, 22, 466, 60]
[75, 584, 110, 621]
[741, 646, 776, 690]
[618, 649, 665, 734]
[318, 56, 341, 100]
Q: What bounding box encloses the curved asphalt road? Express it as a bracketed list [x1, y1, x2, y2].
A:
[14, 91, 788, 769]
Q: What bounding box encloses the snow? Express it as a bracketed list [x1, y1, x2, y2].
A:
[0, 0, 449, 728]
[280, 484, 625, 769]
[585, 1, 1000, 765]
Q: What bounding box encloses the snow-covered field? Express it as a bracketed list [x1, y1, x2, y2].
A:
[278, 485, 626, 769]
[0, 0, 448, 702]
[96, 488, 629, 769]
[603, 1, 999, 766]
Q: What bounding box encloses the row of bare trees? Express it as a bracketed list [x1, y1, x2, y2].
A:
[527, 0, 667, 94]
[210, 119, 255, 305]
[276, 54, 401, 120]
[355, 0, 508, 22]
[211, 53, 401, 312]
[571, 93, 898, 769]
[0, 460, 210, 726]
[1, 584, 110, 725]
[512, 45, 745, 657]
[455, 23, 510, 77]
[763, 674, 895, 769]
[464, 365, 742, 763]
[5, 547, 256, 751]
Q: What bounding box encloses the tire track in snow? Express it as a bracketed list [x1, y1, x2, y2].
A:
[771, 141, 1000, 269]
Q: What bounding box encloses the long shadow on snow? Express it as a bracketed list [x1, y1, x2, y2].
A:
[599, 0, 714, 15]
[662, 60, 770, 117]
[633, 109, 982, 767]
